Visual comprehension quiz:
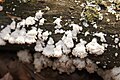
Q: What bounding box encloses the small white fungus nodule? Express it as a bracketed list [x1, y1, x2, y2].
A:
[70, 24, 83, 31]
[34, 40, 43, 52]
[42, 44, 54, 57]
[0, 5, 3, 11]
[17, 50, 32, 63]
[85, 58, 98, 73]
[111, 67, 120, 80]
[52, 55, 75, 74]
[85, 31, 90, 36]
[62, 30, 74, 48]
[42, 31, 51, 41]
[86, 38, 105, 55]
[93, 32, 106, 42]
[47, 37, 54, 45]
[114, 38, 119, 44]
[1, 25, 11, 34]
[55, 40, 71, 54]
[35, 10, 43, 20]
[70, 24, 83, 40]
[0, 25, 11, 41]
[25, 27, 37, 44]
[9, 20, 16, 30]
[82, 21, 89, 27]
[14, 28, 26, 44]
[39, 18, 45, 25]
[93, 23, 98, 28]
[55, 29, 65, 34]
[73, 58, 86, 70]
[42, 37, 54, 57]
[0, 38, 6, 45]
[53, 18, 62, 29]
[17, 19, 26, 28]
[25, 16, 35, 26]
[72, 39, 87, 58]
[33, 53, 52, 72]
[53, 45, 63, 57]
[102, 43, 108, 48]
[15, 36, 25, 44]
[37, 28, 43, 40]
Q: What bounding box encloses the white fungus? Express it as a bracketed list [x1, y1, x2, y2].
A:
[42, 31, 51, 41]
[62, 30, 74, 48]
[17, 19, 26, 28]
[102, 43, 108, 48]
[35, 10, 43, 20]
[25, 16, 35, 26]
[47, 37, 54, 45]
[25, 27, 37, 44]
[119, 43, 120, 47]
[53, 45, 63, 57]
[54, 40, 67, 57]
[0, 5, 3, 11]
[9, 20, 16, 30]
[82, 21, 89, 27]
[53, 18, 62, 29]
[86, 38, 105, 55]
[14, 28, 26, 44]
[17, 50, 32, 63]
[114, 38, 119, 44]
[42, 44, 54, 57]
[93, 32, 106, 42]
[34, 40, 44, 52]
[62, 43, 71, 54]
[39, 18, 45, 25]
[70, 24, 83, 32]
[37, 28, 43, 40]
[1, 6, 120, 76]
[84, 31, 90, 36]
[73, 58, 86, 70]
[115, 53, 118, 57]
[0, 25, 4, 29]
[93, 23, 98, 29]
[33, 53, 52, 72]
[72, 39, 87, 58]
[52, 55, 75, 74]
[111, 67, 120, 80]
[55, 40, 71, 54]
[55, 29, 65, 34]
[70, 24, 82, 40]
[42, 37, 54, 57]
[0, 38, 6, 45]
[85, 58, 98, 73]
[16, 36, 25, 44]
[0, 26, 11, 41]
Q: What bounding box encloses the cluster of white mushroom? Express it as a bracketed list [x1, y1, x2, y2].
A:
[0, 2, 120, 75]
[1, 7, 119, 59]
[17, 50, 98, 74]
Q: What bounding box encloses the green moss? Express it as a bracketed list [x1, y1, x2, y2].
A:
[86, 0, 102, 4]
[84, 6, 99, 22]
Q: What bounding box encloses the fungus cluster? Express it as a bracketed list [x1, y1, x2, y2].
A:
[0, 0, 120, 77]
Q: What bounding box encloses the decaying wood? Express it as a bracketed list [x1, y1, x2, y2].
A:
[0, 0, 120, 74]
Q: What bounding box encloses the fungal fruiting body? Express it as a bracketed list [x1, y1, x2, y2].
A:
[72, 39, 87, 58]
[86, 38, 105, 55]
[0, 0, 120, 76]
[62, 30, 74, 48]
[17, 50, 32, 63]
